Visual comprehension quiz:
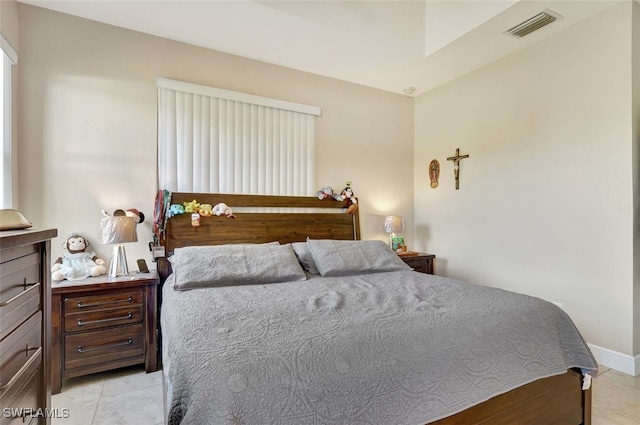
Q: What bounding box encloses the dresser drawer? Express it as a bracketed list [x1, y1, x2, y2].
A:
[0, 361, 41, 425]
[1, 251, 42, 339]
[64, 324, 144, 370]
[64, 290, 143, 314]
[0, 244, 38, 264]
[65, 306, 143, 332]
[0, 312, 42, 397]
[0, 363, 40, 425]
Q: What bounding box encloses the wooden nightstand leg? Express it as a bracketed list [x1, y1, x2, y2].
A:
[145, 284, 158, 372]
[427, 259, 434, 275]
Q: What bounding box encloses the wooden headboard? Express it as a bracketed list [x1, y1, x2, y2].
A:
[157, 192, 360, 282]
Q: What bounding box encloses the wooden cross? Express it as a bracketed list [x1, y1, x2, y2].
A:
[446, 148, 469, 190]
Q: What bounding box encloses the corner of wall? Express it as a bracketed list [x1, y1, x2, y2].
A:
[633, 0, 640, 358]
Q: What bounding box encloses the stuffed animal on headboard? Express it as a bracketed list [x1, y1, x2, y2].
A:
[341, 182, 358, 215]
[51, 234, 107, 281]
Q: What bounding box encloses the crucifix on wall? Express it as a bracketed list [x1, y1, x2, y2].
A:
[446, 148, 470, 190]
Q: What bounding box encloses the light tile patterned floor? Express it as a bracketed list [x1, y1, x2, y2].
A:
[52, 366, 163, 425]
[53, 365, 640, 424]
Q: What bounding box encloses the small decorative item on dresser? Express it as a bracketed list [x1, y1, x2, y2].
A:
[398, 252, 436, 274]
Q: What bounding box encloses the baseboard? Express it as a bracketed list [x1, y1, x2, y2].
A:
[588, 343, 639, 376]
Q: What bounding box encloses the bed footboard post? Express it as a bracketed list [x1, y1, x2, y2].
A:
[582, 386, 592, 425]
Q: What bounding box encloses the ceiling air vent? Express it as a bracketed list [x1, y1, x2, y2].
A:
[505, 9, 561, 38]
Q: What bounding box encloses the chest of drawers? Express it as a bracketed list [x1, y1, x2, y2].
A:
[51, 272, 159, 394]
[0, 228, 57, 425]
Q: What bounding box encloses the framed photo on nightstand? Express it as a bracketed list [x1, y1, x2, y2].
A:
[391, 236, 406, 253]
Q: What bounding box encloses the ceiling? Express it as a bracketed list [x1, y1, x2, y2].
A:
[19, 0, 621, 96]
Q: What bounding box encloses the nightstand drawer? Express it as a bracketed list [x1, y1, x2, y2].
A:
[64, 324, 144, 370]
[399, 253, 435, 274]
[64, 290, 143, 314]
[65, 306, 143, 332]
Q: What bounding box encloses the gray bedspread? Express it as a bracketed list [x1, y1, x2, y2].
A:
[161, 270, 597, 425]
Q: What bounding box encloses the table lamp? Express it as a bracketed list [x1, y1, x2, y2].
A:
[384, 215, 404, 247]
[99, 210, 138, 277]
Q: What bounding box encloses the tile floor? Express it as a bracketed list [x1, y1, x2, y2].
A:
[51, 366, 164, 425]
[52, 365, 640, 425]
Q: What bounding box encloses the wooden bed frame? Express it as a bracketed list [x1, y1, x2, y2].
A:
[156, 192, 592, 425]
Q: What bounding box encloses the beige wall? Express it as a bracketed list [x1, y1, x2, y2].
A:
[633, 0, 640, 355]
[0, 0, 19, 51]
[415, 3, 636, 357]
[17, 4, 414, 264]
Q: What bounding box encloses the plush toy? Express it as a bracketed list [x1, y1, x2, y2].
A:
[341, 182, 358, 215]
[51, 234, 107, 281]
[183, 199, 200, 214]
[198, 204, 214, 217]
[316, 186, 343, 201]
[213, 203, 236, 219]
[125, 208, 145, 223]
[167, 204, 185, 218]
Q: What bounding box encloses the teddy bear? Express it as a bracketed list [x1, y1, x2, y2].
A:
[198, 204, 214, 217]
[213, 203, 236, 219]
[125, 208, 145, 223]
[340, 182, 358, 215]
[167, 204, 185, 218]
[316, 186, 343, 201]
[51, 234, 107, 281]
[183, 199, 200, 214]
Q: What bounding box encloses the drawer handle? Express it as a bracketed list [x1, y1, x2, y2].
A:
[0, 282, 40, 307]
[77, 338, 133, 353]
[76, 295, 133, 309]
[0, 346, 42, 392]
[77, 312, 133, 326]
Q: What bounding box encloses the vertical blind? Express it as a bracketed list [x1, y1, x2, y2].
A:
[157, 78, 321, 195]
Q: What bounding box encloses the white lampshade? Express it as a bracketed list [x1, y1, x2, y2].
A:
[99, 215, 138, 277]
[384, 215, 404, 234]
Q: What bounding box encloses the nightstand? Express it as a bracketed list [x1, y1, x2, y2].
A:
[399, 253, 436, 274]
[51, 271, 159, 394]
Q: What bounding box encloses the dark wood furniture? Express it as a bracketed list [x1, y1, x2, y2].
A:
[399, 252, 435, 274]
[156, 192, 592, 425]
[1, 228, 57, 425]
[51, 272, 159, 394]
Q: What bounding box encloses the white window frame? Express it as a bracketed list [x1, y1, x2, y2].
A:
[0, 35, 17, 209]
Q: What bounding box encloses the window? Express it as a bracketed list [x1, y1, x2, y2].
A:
[0, 35, 16, 209]
[157, 78, 321, 196]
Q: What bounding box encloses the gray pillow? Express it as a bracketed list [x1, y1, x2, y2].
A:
[172, 243, 306, 290]
[306, 239, 411, 277]
[291, 242, 320, 274]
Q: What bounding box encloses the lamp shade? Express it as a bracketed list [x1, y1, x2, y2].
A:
[383, 215, 404, 234]
[99, 215, 138, 277]
[99, 216, 138, 245]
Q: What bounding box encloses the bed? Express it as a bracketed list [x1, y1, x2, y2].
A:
[156, 192, 597, 425]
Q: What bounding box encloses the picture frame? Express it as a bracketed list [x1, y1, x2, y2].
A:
[391, 236, 406, 253]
